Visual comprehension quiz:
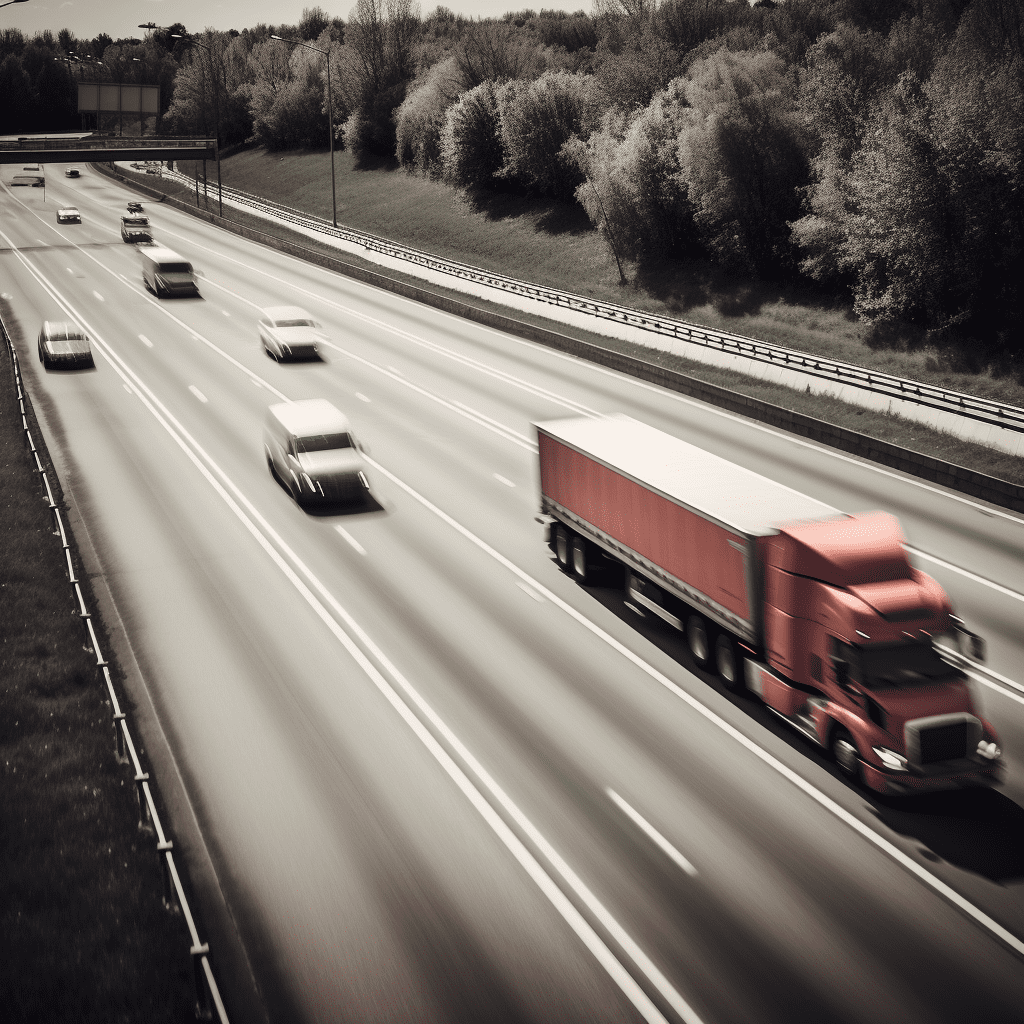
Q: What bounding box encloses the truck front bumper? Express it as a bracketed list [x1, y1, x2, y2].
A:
[862, 758, 1004, 796]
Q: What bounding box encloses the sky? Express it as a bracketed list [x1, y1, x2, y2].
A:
[1, 0, 592, 41]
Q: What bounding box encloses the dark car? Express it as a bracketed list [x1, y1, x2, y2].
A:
[38, 321, 94, 370]
[56, 207, 82, 224]
[65, 168, 81, 178]
[127, 201, 143, 214]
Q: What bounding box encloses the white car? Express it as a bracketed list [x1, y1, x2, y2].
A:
[56, 207, 81, 224]
[258, 306, 324, 361]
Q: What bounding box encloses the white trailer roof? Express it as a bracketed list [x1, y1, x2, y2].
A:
[535, 414, 841, 537]
[268, 399, 350, 436]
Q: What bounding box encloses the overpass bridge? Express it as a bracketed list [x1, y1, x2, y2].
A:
[0, 136, 216, 165]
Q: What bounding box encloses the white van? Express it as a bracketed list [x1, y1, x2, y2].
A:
[139, 246, 199, 298]
[264, 399, 371, 507]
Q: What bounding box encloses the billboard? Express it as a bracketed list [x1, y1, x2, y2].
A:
[77, 83, 159, 114]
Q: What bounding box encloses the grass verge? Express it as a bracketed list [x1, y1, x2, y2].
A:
[116, 160, 1024, 489]
[0, 305, 194, 1023]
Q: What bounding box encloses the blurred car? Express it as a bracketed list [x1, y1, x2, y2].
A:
[264, 399, 371, 507]
[11, 174, 44, 187]
[38, 321, 94, 370]
[120, 215, 152, 243]
[64, 168, 81, 178]
[127, 201, 143, 213]
[258, 306, 324, 361]
[56, 207, 81, 224]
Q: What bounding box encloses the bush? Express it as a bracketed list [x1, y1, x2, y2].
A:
[394, 55, 462, 173]
[496, 70, 601, 198]
[440, 79, 506, 189]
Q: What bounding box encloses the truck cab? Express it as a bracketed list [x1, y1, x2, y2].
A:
[751, 513, 1002, 794]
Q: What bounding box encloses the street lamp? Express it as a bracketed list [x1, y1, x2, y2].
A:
[271, 34, 337, 228]
[172, 33, 222, 215]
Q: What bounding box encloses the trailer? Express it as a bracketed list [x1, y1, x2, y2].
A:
[535, 415, 1003, 795]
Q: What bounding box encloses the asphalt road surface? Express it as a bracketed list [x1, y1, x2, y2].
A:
[4, 166, 1024, 1024]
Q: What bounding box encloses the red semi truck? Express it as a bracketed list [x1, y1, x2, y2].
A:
[535, 414, 1003, 795]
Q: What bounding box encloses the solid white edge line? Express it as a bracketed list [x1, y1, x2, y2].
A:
[607, 789, 698, 878]
[6, 241, 699, 1024]
[361, 453, 1024, 962]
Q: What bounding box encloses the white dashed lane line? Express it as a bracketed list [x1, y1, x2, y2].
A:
[355, 393, 370, 403]
[222, 309, 231, 316]
[516, 581, 544, 602]
[188, 385, 208, 403]
[335, 526, 366, 555]
[93, 290, 104, 302]
[607, 789, 698, 878]
[138, 334, 153, 348]
[494, 474, 515, 488]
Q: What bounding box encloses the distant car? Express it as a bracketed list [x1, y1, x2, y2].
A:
[264, 399, 371, 507]
[120, 215, 152, 243]
[11, 174, 44, 187]
[64, 168, 81, 178]
[127, 201, 143, 213]
[258, 306, 324, 361]
[38, 321, 94, 370]
[56, 207, 81, 224]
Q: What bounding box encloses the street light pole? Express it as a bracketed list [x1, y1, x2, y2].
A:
[172, 32, 222, 215]
[272, 34, 336, 228]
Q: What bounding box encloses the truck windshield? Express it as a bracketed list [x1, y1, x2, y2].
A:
[834, 639, 955, 689]
[295, 432, 351, 453]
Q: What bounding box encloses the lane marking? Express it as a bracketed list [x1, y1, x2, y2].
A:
[360, 452, 1024, 961]
[250, 377, 263, 388]
[608, 789, 698, 877]
[494, 473, 515, 488]
[122, 384, 132, 395]
[334, 525, 366, 555]
[387, 365, 403, 375]
[355, 392, 370, 403]
[66, 267, 73, 275]
[138, 334, 153, 348]
[188, 385, 208, 403]
[221, 309, 231, 316]
[93, 290, 104, 302]
[7, 246, 698, 1024]
[516, 581, 544, 602]
[909, 547, 1024, 604]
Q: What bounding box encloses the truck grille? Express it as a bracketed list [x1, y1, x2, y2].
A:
[917, 722, 969, 763]
[318, 475, 363, 503]
[905, 713, 980, 766]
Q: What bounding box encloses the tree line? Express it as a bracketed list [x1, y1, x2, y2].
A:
[5, 1, 1022, 370]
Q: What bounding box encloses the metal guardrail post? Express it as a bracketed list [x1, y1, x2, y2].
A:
[191, 944, 213, 1021]
[158, 841, 177, 911]
[113, 713, 128, 763]
[135, 771, 152, 830]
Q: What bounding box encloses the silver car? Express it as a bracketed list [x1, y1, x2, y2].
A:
[264, 399, 371, 507]
[258, 306, 324, 361]
[38, 321, 94, 370]
[56, 207, 81, 224]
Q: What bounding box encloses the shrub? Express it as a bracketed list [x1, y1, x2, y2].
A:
[439, 79, 506, 189]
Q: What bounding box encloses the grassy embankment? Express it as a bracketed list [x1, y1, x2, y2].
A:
[0, 307, 194, 1022]
[157, 150, 1024, 486]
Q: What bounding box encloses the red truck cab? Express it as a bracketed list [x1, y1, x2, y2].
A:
[750, 513, 1002, 794]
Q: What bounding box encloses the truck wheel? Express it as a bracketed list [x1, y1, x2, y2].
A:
[571, 536, 589, 583]
[554, 525, 571, 571]
[831, 728, 863, 785]
[686, 615, 710, 668]
[715, 634, 741, 690]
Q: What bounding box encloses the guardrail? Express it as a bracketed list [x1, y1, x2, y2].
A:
[1, 313, 229, 1023]
[158, 165, 1024, 439]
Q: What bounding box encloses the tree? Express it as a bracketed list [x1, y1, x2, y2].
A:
[676, 48, 808, 273]
[0, 55, 36, 133]
[439, 79, 506, 189]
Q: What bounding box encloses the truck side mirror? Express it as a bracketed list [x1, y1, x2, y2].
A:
[969, 635, 985, 662]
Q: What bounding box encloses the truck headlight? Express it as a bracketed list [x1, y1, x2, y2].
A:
[872, 746, 909, 772]
[977, 740, 1002, 761]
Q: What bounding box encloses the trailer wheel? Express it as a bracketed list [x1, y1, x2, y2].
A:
[571, 536, 589, 583]
[554, 525, 571, 571]
[831, 728, 863, 785]
[686, 615, 710, 668]
[715, 634, 741, 690]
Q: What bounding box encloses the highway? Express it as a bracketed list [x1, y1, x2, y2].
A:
[3, 165, 1024, 1024]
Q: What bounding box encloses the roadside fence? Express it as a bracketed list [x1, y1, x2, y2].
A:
[1, 312, 229, 1023]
